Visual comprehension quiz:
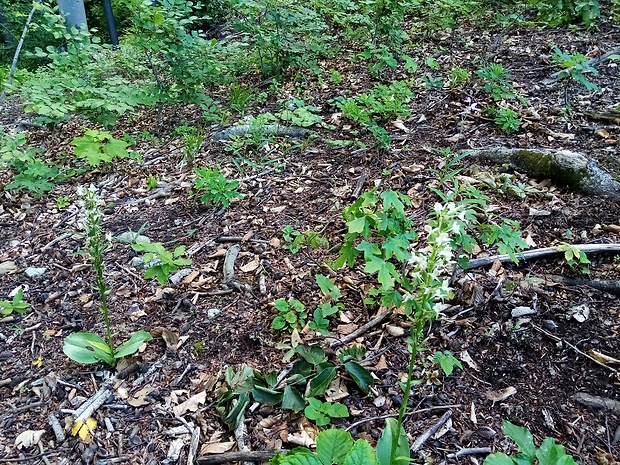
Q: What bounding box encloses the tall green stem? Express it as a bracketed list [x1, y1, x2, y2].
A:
[93, 249, 113, 351]
[390, 320, 422, 464]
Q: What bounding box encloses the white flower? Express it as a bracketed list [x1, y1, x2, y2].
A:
[451, 221, 461, 235]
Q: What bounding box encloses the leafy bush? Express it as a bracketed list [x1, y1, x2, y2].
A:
[226, 0, 332, 75]
[528, 0, 599, 26]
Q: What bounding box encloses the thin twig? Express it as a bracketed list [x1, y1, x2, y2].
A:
[410, 410, 453, 453]
[330, 309, 393, 349]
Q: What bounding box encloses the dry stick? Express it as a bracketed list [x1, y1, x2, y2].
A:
[410, 410, 453, 453]
[187, 425, 201, 465]
[446, 447, 492, 459]
[463, 243, 620, 270]
[0, 2, 37, 109]
[223, 244, 240, 284]
[531, 324, 618, 373]
[48, 413, 66, 442]
[330, 309, 393, 349]
[196, 451, 283, 465]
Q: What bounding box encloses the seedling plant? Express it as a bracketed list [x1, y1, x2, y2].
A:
[194, 166, 244, 208]
[0, 288, 30, 315]
[131, 240, 193, 285]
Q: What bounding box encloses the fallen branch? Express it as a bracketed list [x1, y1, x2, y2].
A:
[196, 451, 282, 465]
[211, 124, 314, 141]
[330, 308, 393, 349]
[463, 243, 620, 270]
[546, 274, 620, 295]
[471, 147, 620, 200]
[410, 410, 453, 453]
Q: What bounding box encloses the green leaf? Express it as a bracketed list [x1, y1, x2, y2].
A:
[316, 429, 354, 465]
[376, 418, 410, 465]
[114, 331, 153, 359]
[380, 191, 407, 216]
[316, 274, 341, 300]
[295, 345, 327, 365]
[363, 255, 396, 288]
[483, 452, 517, 465]
[63, 332, 115, 365]
[272, 316, 286, 330]
[281, 385, 305, 412]
[356, 240, 381, 259]
[347, 216, 371, 237]
[325, 402, 348, 418]
[342, 439, 379, 465]
[308, 364, 338, 397]
[224, 391, 250, 430]
[502, 421, 536, 460]
[252, 385, 283, 405]
[278, 449, 323, 465]
[153, 12, 165, 25]
[332, 242, 361, 269]
[343, 361, 373, 393]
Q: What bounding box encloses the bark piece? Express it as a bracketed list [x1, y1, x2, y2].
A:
[471, 147, 620, 199]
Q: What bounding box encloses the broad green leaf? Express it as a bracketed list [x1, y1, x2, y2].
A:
[376, 418, 409, 465]
[356, 240, 381, 259]
[316, 429, 354, 465]
[502, 420, 536, 460]
[63, 332, 115, 365]
[278, 449, 322, 465]
[342, 440, 379, 465]
[483, 452, 517, 465]
[114, 331, 153, 359]
[332, 242, 361, 269]
[343, 361, 373, 393]
[325, 402, 348, 418]
[153, 12, 165, 25]
[380, 191, 408, 215]
[295, 345, 327, 365]
[281, 385, 305, 412]
[252, 385, 283, 405]
[223, 392, 250, 430]
[536, 437, 577, 465]
[308, 364, 337, 397]
[347, 216, 370, 237]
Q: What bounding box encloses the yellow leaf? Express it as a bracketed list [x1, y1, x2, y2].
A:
[32, 356, 43, 368]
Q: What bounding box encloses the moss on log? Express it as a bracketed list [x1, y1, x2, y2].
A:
[472, 147, 620, 200]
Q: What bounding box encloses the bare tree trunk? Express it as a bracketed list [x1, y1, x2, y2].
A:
[0, 2, 37, 109]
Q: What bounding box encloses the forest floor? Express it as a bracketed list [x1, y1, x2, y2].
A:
[1, 15, 620, 465]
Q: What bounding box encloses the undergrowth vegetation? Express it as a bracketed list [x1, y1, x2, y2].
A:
[0, 0, 611, 461]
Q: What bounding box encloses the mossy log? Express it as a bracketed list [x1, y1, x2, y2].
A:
[210, 124, 314, 141]
[471, 147, 620, 200]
